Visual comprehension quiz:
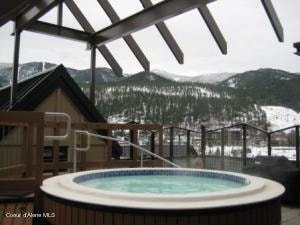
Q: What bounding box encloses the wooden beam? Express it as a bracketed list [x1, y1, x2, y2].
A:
[198, 4, 227, 54]
[97, 0, 150, 71]
[93, 0, 215, 46]
[24, 21, 91, 42]
[64, 0, 123, 76]
[261, 0, 284, 42]
[15, 0, 60, 31]
[139, 0, 184, 64]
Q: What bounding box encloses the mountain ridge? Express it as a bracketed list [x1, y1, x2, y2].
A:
[1, 62, 299, 130]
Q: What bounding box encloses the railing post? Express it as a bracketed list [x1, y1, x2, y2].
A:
[34, 113, 45, 224]
[130, 129, 134, 159]
[107, 128, 112, 167]
[159, 127, 164, 167]
[267, 133, 272, 156]
[295, 126, 299, 168]
[132, 129, 138, 166]
[221, 129, 225, 170]
[201, 125, 206, 168]
[169, 127, 174, 162]
[150, 132, 155, 160]
[242, 124, 247, 167]
[186, 130, 191, 167]
[53, 127, 59, 175]
[22, 125, 33, 177]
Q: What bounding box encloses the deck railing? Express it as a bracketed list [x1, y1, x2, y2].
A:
[163, 123, 300, 171]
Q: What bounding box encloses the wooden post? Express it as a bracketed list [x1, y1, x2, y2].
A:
[242, 124, 247, 167]
[221, 129, 225, 170]
[89, 46, 96, 104]
[80, 131, 87, 171]
[295, 126, 299, 168]
[33, 113, 45, 224]
[57, 2, 63, 26]
[267, 133, 272, 156]
[201, 125, 206, 168]
[53, 127, 59, 175]
[22, 125, 33, 177]
[10, 24, 21, 107]
[186, 130, 191, 167]
[169, 127, 174, 162]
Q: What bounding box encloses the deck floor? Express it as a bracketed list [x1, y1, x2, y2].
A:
[0, 202, 299, 225]
[282, 205, 300, 225]
[0, 202, 33, 225]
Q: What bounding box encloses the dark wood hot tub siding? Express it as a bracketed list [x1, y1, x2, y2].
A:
[42, 192, 281, 225]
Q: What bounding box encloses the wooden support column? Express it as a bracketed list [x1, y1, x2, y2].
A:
[89, 46, 96, 104]
[33, 113, 45, 224]
[57, 2, 63, 26]
[295, 126, 299, 168]
[242, 124, 247, 167]
[10, 24, 21, 107]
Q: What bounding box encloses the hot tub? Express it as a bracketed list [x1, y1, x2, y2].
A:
[41, 168, 284, 225]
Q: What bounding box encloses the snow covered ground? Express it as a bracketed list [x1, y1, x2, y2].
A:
[206, 145, 297, 160]
[261, 106, 300, 131]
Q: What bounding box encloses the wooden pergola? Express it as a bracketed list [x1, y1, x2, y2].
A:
[0, 0, 284, 106]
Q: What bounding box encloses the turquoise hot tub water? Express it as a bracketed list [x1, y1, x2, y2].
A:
[74, 169, 247, 194]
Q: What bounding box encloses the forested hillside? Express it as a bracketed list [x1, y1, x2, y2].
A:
[1, 62, 299, 129]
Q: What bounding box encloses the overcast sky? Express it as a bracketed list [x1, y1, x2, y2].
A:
[0, 0, 299, 76]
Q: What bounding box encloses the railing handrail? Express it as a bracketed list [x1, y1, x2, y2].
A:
[73, 130, 180, 172]
[44, 112, 71, 140]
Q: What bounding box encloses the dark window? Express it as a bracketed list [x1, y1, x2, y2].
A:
[44, 146, 68, 162]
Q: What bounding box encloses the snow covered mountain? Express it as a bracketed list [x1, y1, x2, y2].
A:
[152, 69, 235, 84]
[261, 106, 300, 131]
[0, 63, 11, 70]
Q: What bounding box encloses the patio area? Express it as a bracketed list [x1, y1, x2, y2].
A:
[282, 204, 300, 225]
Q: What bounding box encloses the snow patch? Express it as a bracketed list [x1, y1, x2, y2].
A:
[261, 106, 300, 131]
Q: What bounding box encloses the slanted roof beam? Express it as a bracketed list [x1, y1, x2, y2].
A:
[97, 0, 150, 71]
[15, 0, 60, 31]
[198, 5, 227, 54]
[0, 0, 34, 27]
[261, 0, 284, 42]
[139, 0, 183, 64]
[92, 0, 215, 47]
[24, 21, 91, 43]
[64, 0, 123, 76]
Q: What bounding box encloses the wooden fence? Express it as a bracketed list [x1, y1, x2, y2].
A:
[0, 111, 164, 198]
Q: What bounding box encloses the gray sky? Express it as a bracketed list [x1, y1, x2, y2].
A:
[0, 0, 300, 76]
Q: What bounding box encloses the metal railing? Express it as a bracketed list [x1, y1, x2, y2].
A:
[44, 112, 71, 140]
[73, 130, 180, 172]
